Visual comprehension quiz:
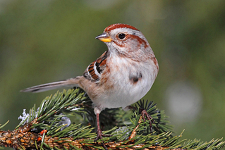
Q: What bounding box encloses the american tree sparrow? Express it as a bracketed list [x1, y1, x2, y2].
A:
[21, 23, 159, 141]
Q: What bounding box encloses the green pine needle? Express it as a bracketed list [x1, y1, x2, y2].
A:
[1, 88, 223, 149]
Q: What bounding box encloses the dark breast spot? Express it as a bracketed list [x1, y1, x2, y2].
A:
[132, 77, 139, 83]
[129, 72, 142, 84]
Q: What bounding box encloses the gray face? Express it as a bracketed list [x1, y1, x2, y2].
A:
[105, 28, 153, 62]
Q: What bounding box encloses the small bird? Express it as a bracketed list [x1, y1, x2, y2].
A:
[21, 23, 159, 140]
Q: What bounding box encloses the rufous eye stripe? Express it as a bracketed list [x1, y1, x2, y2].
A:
[104, 23, 139, 32]
[112, 34, 148, 49]
[128, 34, 148, 48]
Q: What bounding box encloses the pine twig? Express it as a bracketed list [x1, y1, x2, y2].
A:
[0, 89, 224, 150]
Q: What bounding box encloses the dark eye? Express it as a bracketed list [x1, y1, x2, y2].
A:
[118, 33, 126, 39]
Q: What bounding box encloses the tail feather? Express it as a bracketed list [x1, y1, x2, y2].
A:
[20, 78, 80, 93]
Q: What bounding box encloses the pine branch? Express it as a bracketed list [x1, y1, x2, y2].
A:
[0, 88, 224, 150]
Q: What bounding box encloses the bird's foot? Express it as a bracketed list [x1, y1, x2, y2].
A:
[94, 129, 111, 141]
[94, 129, 111, 150]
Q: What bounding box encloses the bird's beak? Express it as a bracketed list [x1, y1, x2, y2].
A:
[95, 33, 112, 42]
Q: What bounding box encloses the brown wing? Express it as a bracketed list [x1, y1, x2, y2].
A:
[83, 51, 108, 82]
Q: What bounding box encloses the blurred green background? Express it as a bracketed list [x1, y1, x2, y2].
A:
[0, 0, 225, 149]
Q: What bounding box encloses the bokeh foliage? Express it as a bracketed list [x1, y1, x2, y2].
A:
[0, 0, 225, 149]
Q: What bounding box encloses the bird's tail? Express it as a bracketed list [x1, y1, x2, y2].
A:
[20, 77, 81, 93]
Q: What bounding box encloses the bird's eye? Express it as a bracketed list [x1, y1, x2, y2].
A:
[118, 33, 126, 39]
